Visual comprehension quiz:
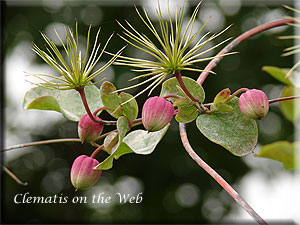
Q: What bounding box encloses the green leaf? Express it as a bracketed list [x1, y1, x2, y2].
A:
[117, 116, 129, 144]
[262, 66, 294, 86]
[26, 96, 61, 112]
[214, 102, 233, 113]
[100, 82, 139, 120]
[95, 125, 169, 170]
[95, 142, 133, 170]
[174, 97, 198, 123]
[100, 81, 123, 118]
[23, 83, 102, 121]
[160, 76, 205, 103]
[123, 125, 169, 155]
[103, 131, 118, 154]
[118, 92, 138, 121]
[214, 88, 231, 105]
[255, 141, 298, 170]
[196, 97, 258, 156]
[280, 86, 300, 123]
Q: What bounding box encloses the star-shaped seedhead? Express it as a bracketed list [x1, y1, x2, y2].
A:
[29, 23, 124, 90]
[113, 2, 235, 99]
[280, 5, 300, 77]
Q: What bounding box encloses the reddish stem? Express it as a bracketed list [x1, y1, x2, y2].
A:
[269, 95, 300, 104]
[90, 144, 104, 158]
[179, 123, 267, 225]
[77, 88, 116, 125]
[93, 107, 110, 116]
[2, 138, 82, 152]
[162, 94, 181, 100]
[174, 71, 202, 104]
[197, 18, 296, 85]
[3, 166, 28, 186]
[174, 71, 208, 113]
[227, 88, 249, 101]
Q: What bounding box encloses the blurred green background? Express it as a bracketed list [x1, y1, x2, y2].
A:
[2, 0, 297, 224]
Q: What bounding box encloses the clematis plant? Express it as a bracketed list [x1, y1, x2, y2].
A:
[3, 2, 300, 225]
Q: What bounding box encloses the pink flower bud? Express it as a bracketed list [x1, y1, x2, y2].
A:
[142, 96, 174, 132]
[70, 155, 102, 190]
[239, 89, 269, 120]
[78, 114, 104, 143]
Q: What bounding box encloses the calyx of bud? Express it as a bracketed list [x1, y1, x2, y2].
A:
[70, 155, 102, 190]
[78, 114, 104, 143]
[238, 89, 269, 120]
[142, 96, 174, 132]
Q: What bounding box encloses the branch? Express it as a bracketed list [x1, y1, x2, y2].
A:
[269, 95, 300, 104]
[3, 166, 28, 186]
[203, 95, 300, 108]
[1, 138, 82, 152]
[179, 123, 268, 225]
[197, 18, 296, 85]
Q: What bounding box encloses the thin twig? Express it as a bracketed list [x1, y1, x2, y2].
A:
[90, 144, 104, 158]
[174, 70, 207, 113]
[269, 95, 300, 104]
[1, 138, 82, 152]
[179, 123, 268, 225]
[197, 18, 296, 85]
[3, 166, 28, 186]
[203, 95, 300, 107]
[174, 71, 202, 104]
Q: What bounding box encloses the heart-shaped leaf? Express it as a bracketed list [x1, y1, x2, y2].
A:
[174, 97, 198, 123]
[100, 82, 138, 120]
[196, 97, 258, 156]
[118, 92, 138, 121]
[100, 81, 123, 118]
[23, 83, 102, 121]
[255, 141, 299, 170]
[160, 76, 205, 103]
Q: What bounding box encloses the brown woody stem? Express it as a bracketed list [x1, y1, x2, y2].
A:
[179, 123, 268, 225]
